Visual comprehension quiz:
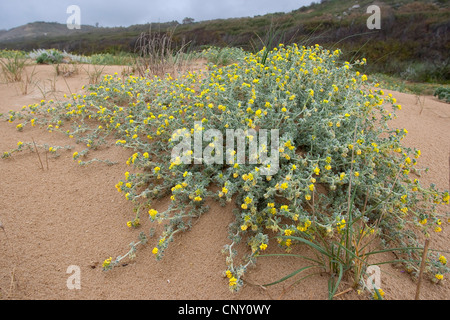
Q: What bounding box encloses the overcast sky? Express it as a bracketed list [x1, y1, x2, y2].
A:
[0, 0, 315, 30]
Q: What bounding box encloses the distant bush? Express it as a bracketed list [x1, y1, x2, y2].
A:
[0, 50, 26, 82]
[34, 49, 64, 64]
[0, 49, 27, 59]
[28, 49, 90, 64]
[434, 87, 450, 103]
[201, 46, 246, 66]
[90, 52, 135, 66]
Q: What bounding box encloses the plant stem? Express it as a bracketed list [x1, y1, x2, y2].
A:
[32, 138, 44, 170]
[415, 239, 430, 300]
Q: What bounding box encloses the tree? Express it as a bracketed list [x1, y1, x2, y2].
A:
[182, 17, 195, 25]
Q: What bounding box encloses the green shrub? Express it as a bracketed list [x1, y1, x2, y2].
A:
[434, 87, 450, 103]
[34, 49, 64, 64]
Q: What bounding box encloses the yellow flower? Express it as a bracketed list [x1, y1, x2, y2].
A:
[152, 247, 159, 255]
[337, 219, 346, 232]
[314, 167, 320, 175]
[373, 288, 385, 300]
[305, 194, 312, 201]
[439, 255, 447, 265]
[154, 167, 161, 173]
[280, 183, 289, 190]
[229, 277, 238, 287]
[309, 184, 315, 191]
[435, 274, 444, 281]
[73, 152, 79, 159]
[260, 243, 268, 251]
[443, 193, 449, 204]
[102, 257, 112, 268]
[149, 209, 158, 218]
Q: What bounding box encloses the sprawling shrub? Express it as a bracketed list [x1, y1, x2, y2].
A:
[3, 44, 448, 296]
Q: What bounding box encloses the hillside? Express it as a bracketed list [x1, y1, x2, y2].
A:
[0, 0, 449, 82]
[0, 21, 99, 42]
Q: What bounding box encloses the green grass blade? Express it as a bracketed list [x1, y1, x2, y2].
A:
[262, 265, 321, 287]
[328, 262, 344, 300]
[281, 235, 333, 259]
[258, 253, 324, 266]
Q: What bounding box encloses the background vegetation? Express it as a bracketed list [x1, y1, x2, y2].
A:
[0, 0, 449, 83]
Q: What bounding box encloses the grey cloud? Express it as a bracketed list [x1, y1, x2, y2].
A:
[0, 0, 314, 30]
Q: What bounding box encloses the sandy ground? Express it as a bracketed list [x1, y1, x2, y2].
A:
[0, 63, 449, 300]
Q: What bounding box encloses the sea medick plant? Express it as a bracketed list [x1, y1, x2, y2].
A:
[2, 45, 449, 295]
